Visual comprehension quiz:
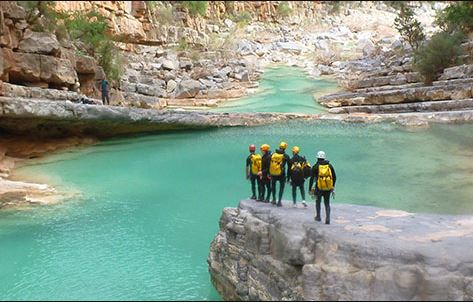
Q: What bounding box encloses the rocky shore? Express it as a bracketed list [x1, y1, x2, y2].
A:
[208, 200, 473, 301]
[0, 136, 95, 209]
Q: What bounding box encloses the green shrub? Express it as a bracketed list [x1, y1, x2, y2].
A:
[325, 1, 342, 15]
[155, 5, 174, 25]
[231, 11, 252, 27]
[97, 40, 124, 85]
[414, 31, 465, 85]
[394, 4, 425, 50]
[181, 1, 208, 17]
[383, 1, 405, 11]
[62, 11, 109, 50]
[435, 2, 473, 33]
[176, 37, 189, 51]
[277, 2, 292, 19]
[147, 1, 157, 10]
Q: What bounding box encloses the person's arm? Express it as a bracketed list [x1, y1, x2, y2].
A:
[330, 164, 336, 187]
[262, 155, 269, 175]
[246, 156, 251, 179]
[286, 156, 292, 182]
[309, 164, 316, 192]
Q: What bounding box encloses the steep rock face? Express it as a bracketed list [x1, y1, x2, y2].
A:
[208, 200, 473, 301]
[53, 1, 146, 43]
[9, 52, 77, 88]
[18, 31, 61, 56]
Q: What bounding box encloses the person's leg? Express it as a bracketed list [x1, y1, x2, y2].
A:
[101, 92, 106, 105]
[324, 191, 331, 224]
[265, 177, 271, 202]
[271, 177, 277, 204]
[300, 184, 307, 207]
[292, 184, 297, 204]
[277, 177, 285, 206]
[257, 176, 263, 201]
[250, 175, 256, 199]
[315, 194, 322, 221]
[299, 184, 305, 200]
[106, 93, 110, 105]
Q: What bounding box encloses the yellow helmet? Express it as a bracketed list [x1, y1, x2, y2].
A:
[292, 146, 300, 154]
[260, 144, 270, 152]
[279, 141, 288, 150]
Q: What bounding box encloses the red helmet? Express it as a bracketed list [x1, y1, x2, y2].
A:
[249, 144, 256, 152]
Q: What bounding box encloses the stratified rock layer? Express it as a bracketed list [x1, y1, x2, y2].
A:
[208, 200, 473, 301]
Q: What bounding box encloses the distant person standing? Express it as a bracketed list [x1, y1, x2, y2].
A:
[101, 78, 110, 105]
[246, 144, 262, 201]
[309, 151, 336, 224]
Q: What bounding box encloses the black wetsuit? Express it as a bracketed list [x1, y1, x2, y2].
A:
[261, 151, 272, 201]
[309, 159, 337, 224]
[246, 153, 262, 200]
[270, 149, 290, 206]
[288, 154, 307, 204]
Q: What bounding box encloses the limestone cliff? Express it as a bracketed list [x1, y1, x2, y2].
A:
[208, 200, 473, 300]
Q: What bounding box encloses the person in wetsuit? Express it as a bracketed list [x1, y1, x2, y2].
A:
[269, 142, 291, 207]
[245, 144, 262, 200]
[288, 146, 308, 208]
[309, 151, 337, 224]
[258, 144, 272, 202]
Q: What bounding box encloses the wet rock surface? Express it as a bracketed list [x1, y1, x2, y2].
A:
[208, 200, 473, 301]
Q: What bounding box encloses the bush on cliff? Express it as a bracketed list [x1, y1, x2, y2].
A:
[414, 31, 465, 85]
[97, 40, 124, 86]
[393, 3, 425, 50]
[436, 2, 473, 33]
[181, 1, 208, 17]
[277, 2, 292, 19]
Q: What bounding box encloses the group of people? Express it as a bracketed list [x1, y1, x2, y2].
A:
[245, 142, 336, 224]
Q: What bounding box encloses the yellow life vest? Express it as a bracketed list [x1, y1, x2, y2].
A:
[250, 154, 262, 175]
[317, 164, 333, 191]
[291, 161, 303, 174]
[269, 153, 284, 176]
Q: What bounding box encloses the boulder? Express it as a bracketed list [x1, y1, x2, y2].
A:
[18, 32, 61, 56]
[234, 71, 249, 82]
[0, 48, 14, 81]
[162, 58, 177, 71]
[166, 79, 177, 93]
[439, 64, 473, 81]
[0, 23, 22, 49]
[237, 39, 255, 56]
[9, 52, 41, 83]
[75, 55, 97, 74]
[0, 2, 26, 20]
[136, 83, 165, 97]
[40, 55, 78, 86]
[174, 79, 201, 98]
[275, 42, 304, 54]
[179, 57, 193, 70]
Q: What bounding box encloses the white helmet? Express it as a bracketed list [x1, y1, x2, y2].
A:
[317, 151, 326, 159]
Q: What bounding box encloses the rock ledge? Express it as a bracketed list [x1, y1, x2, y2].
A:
[208, 200, 473, 301]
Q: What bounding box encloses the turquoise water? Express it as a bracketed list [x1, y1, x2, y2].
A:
[212, 66, 337, 113]
[2, 121, 473, 300]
